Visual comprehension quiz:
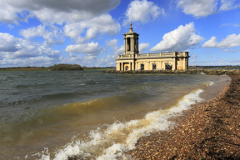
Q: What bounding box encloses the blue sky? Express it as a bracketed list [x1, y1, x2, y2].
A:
[0, 0, 239, 67]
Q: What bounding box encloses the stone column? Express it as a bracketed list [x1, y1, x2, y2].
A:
[183, 58, 186, 70]
[173, 58, 176, 70]
[186, 58, 188, 70]
[137, 38, 139, 52]
[131, 38, 134, 52]
[121, 62, 123, 71]
[130, 62, 132, 71]
[124, 37, 126, 55]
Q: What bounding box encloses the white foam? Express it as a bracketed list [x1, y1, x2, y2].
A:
[37, 89, 204, 160]
[208, 81, 214, 86]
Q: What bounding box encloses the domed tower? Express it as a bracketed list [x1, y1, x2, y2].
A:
[123, 23, 139, 55]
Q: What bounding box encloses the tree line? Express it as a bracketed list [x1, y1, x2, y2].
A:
[49, 64, 83, 71]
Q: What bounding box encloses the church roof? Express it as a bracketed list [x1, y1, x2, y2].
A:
[124, 23, 139, 35]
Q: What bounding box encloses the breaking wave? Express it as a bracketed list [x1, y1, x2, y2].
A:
[36, 89, 204, 160]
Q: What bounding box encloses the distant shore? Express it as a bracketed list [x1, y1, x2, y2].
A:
[125, 75, 240, 159]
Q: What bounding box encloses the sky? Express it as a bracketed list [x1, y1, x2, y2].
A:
[0, 0, 240, 67]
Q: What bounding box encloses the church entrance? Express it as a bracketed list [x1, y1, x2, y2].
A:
[141, 64, 144, 70]
[125, 66, 129, 71]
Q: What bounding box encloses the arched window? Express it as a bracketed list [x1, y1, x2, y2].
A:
[141, 64, 144, 70]
[152, 64, 156, 70]
[125, 66, 129, 71]
[165, 63, 172, 70]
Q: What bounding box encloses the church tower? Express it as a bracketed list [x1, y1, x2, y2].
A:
[123, 23, 139, 55]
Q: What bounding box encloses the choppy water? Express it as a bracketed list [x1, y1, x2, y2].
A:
[0, 70, 230, 160]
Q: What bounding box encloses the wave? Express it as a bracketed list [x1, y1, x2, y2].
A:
[36, 89, 204, 160]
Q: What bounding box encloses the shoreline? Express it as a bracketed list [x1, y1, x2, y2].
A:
[103, 69, 240, 75]
[124, 75, 240, 159]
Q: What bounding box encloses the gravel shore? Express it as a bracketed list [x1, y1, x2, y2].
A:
[125, 75, 240, 159]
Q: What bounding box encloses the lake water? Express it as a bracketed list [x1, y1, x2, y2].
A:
[0, 70, 230, 160]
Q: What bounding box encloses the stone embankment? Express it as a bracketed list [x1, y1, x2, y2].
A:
[103, 69, 240, 75]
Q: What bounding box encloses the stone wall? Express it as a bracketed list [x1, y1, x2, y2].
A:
[103, 69, 240, 75]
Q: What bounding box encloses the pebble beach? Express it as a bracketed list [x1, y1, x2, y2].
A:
[125, 75, 240, 159]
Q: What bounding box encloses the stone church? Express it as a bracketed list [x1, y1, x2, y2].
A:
[116, 23, 190, 71]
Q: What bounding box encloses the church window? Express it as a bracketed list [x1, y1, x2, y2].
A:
[127, 38, 130, 51]
[141, 64, 144, 70]
[152, 64, 156, 70]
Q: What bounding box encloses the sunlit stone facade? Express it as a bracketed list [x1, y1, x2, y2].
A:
[116, 23, 190, 71]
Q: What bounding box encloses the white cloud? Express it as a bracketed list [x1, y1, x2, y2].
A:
[114, 45, 124, 55]
[0, 32, 60, 59]
[222, 49, 229, 52]
[124, 0, 164, 24]
[0, 33, 20, 52]
[139, 43, 149, 52]
[202, 34, 240, 49]
[229, 59, 240, 63]
[20, 25, 64, 46]
[150, 22, 204, 52]
[220, 23, 239, 27]
[201, 36, 218, 48]
[98, 55, 117, 66]
[191, 55, 198, 58]
[177, 0, 218, 17]
[218, 58, 226, 63]
[64, 14, 121, 43]
[221, 48, 240, 53]
[220, 0, 240, 11]
[65, 42, 102, 55]
[0, 0, 120, 24]
[106, 39, 118, 49]
[0, 56, 60, 67]
[7, 24, 14, 29]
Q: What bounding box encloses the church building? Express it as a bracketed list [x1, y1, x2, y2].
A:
[116, 23, 190, 71]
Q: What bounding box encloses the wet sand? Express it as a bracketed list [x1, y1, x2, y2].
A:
[125, 75, 240, 159]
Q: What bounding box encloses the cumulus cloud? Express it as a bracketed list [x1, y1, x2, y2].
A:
[0, 56, 60, 67]
[98, 55, 117, 66]
[0, 33, 20, 52]
[65, 42, 102, 55]
[150, 22, 204, 52]
[0, 32, 60, 59]
[139, 43, 149, 52]
[114, 45, 124, 55]
[177, 0, 218, 17]
[201, 36, 218, 48]
[124, 0, 164, 24]
[202, 34, 240, 49]
[220, 0, 240, 11]
[64, 14, 121, 43]
[0, 0, 121, 24]
[20, 25, 64, 46]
